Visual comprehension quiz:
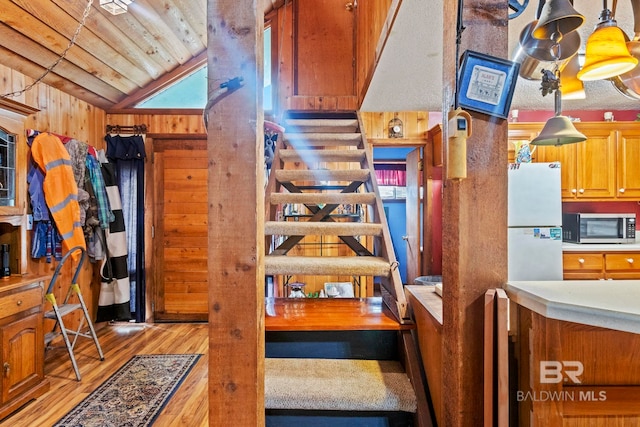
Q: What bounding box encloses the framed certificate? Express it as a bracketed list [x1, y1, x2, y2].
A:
[457, 50, 520, 119]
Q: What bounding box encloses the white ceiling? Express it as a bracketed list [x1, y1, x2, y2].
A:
[361, 0, 640, 112]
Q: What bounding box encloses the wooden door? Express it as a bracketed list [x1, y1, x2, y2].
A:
[405, 148, 421, 284]
[616, 125, 640, 199]
[153, 138, 208, 321]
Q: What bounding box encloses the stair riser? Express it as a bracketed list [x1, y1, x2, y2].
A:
[266, 330, 398, 359]
[266, 411, 415, 427]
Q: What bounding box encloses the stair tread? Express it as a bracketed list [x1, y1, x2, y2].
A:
[270, 192, 376, 205]
[44, 303, 82, 318]
[279, 149, 365, 163]
[265, 358, 417, 413]
[284, 119, 359, 134]
[265, 221, 382, 236]
[284, 134, 361, 148]
[275, 169, 370, 182]
[265, 255, 392, 276]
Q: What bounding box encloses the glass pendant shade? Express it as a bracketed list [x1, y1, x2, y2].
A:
[578, 23, 639, 81]
[559, 54, 586, 100]
[100, 0, 132, 15]
[532, 0, 585, 40]
[531, 116, 587, 146]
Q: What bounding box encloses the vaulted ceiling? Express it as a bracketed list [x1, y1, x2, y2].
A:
[1, 0, 638, 113]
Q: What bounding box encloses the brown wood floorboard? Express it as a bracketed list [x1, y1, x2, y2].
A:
[0, 323, 209, 427]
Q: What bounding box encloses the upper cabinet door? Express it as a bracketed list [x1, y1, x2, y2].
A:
[616, 124, 640, 199]
[533, 123, 617, 200]
[535, 142, 577, 199]
[575, 125, 617, 200]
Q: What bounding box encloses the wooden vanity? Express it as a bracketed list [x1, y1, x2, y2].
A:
[0, 275, 49, 421]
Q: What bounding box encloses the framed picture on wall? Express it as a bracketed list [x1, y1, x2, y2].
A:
[457, 50, 520, 119]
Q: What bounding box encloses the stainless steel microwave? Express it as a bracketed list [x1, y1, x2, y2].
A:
[562, 213, 636, 244]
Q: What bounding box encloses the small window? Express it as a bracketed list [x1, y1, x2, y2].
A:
[136, 27, 274, 111]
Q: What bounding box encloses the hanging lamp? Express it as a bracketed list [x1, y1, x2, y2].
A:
[559, 53, 585, 100]
[578, 1, 638, 81]
[532, 0, 584, 40]
[531, 68, 586, 146]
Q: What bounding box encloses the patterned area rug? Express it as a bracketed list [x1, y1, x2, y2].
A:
[53, 354, 202, 427]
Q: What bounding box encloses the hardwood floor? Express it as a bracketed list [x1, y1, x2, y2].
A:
[0, 322, 209, 427]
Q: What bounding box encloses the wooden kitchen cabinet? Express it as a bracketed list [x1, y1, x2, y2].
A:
[507, 123, 540, 163]
[615, 123, 640, 199]
[563, 251, 640, 280]
[0, 276, 49, 421]
[536, 123, 617, 200]
[605, 253, 640, 279]
[562, 252, 605, 280]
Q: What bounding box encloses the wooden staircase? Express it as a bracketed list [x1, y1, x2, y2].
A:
[264, 111, 409, 323]
[263, 112, 433, 426]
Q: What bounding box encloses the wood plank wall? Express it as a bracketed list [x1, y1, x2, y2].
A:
[360, 111, 430, 140]
[355, 0, 395, 107]
[0, 63, 106, 329]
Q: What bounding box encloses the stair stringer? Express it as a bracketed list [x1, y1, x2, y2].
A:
[356, 112, 409, 323]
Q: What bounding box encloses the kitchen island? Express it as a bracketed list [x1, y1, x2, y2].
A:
[505, 280, 640, 425]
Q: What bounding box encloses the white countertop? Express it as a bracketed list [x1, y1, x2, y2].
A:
[505, 280, 640, 335]
[562, 241, 640, 252]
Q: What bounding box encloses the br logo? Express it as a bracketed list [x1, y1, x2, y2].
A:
[540, 361, 584, 384]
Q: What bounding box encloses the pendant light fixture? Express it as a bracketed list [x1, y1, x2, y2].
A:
[531, 67, 586, 146]
[578, 0, 638, 81]
[100, 0, 133, 15]
[532, 0, 584, 40]
[559, 53, 585, 100]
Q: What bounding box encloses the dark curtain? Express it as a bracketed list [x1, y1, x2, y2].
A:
[105, 134, 146, 322]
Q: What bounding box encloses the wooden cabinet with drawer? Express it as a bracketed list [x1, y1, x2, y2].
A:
[563, 251, 640, 280]
[562, 253, 605, 280]
[605, 253, 640, 279]
[0, 276, 50, 421]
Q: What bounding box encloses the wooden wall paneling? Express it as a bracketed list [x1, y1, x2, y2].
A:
[360, 111, 430, 140]
[106, 112, 206, 135]
[294, 0, 355, 97]
[273, 1, 294, 119]
[355, 0, 397, 106]
[0, 67, 109, 334]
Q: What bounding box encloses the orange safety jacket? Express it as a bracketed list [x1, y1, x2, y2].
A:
[30, 133, 86, 259]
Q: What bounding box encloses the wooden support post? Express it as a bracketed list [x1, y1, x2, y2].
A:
[441, 0, 508, 424]
[206, 1, 265, 425]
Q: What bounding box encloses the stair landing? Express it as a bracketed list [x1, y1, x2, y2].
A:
[265, 297, 412, 331]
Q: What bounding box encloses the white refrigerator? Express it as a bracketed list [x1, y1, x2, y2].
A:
[508, 162, 563, 281]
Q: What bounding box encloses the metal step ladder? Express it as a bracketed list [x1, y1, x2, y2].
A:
[44, 246, 104, 381]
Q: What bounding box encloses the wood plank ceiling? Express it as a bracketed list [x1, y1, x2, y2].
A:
[0, 0, 282, 111]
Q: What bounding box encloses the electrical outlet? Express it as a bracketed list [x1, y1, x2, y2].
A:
[26, 214, 33, 230]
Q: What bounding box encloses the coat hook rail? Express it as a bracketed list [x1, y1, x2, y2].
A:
[105, 124, 148, 135]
